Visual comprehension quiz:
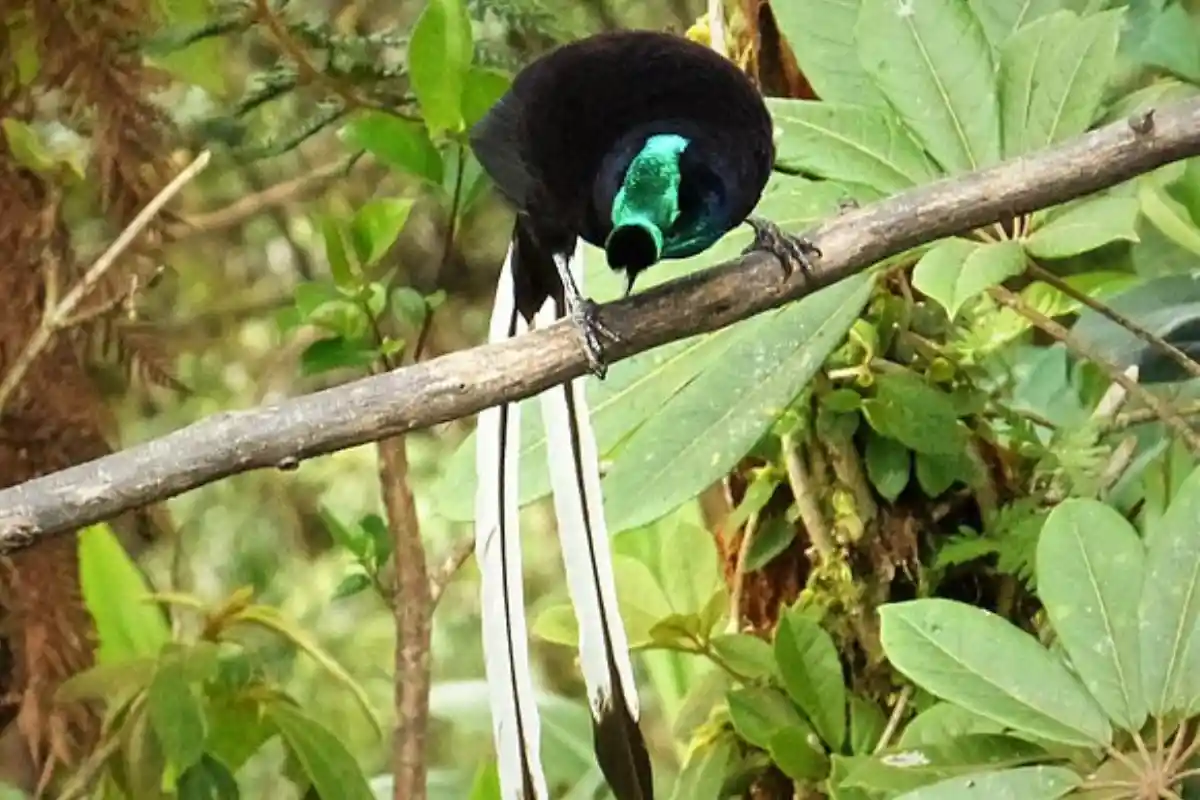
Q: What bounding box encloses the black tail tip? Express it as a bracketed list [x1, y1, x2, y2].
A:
[605, 223, 662, 273]
[594, 706, 655, 800]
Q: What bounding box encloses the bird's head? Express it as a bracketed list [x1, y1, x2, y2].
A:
[604, 133, 729, 295]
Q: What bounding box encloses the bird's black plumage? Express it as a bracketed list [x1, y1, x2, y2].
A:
[468, 29, 819, 800]
[469, 29, 801, 323]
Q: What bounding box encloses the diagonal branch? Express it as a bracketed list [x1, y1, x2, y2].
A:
[2, 99, 1200, 550]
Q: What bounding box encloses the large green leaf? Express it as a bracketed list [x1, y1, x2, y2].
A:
[1140, 463, 1200, 716]
[669, 735, 736, 800]
[727, 686, 808, 750]
[1023, 196, 1140, 259]
[147, 648, 209, 780]
[893, 766, 1080, 800]
[1037, 499, 1146, 731]
[775, 609, 846, 749]
[861, 371, 966, 457]
[1044, 498, 1143, 682]
[407, 0, 473, 137]
[769, 100, 939, 193]
[602, 270, 873, 532]
[880, 599, 1111, 746]
[998, 10, 1124, 159]
[898, 703, 1005, 747]
[839, 735, 1048, 795]
[771, 0, 888, 107]
[78, 523, 171, 663]
[433, 179, 851, 523]
[267, 700, 374, 800]
[339, 112, 442, 184]
[857, 0, 1000, 174]
[968, 0, 1065, 51]
[912, 238, 1025, 320]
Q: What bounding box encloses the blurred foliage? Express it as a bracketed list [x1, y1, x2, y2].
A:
[4, 0, 1200, 798]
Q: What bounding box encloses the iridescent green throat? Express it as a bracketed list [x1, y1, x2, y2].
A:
[605, 134, 689, 272]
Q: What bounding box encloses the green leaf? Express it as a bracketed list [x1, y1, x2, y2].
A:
[857, 0, 1000, 173]
[893, 766, 1080, 800]
[321, 216, 355, 287]
[319, 507, 369, 560]
[743, 517, 796, 572]
[898, 702, 1005, 747]
[862, 371, 965, 457]
[913, 238, 1025, 320]
[1, 118, 56, 173]
[709, 633, 777, 681]
[1131, 2, 1200, 83]
[467, 759, 501, 800]
[774, 608, 846, 749]
[768, 100, 938, 193]
[333, 572, 372, 600]
[727, 686, 808, 749]
[78, 523, 171, 663]
[998, 10, 1124, 158]
[461, 66, 510, 128]
[350, 198, 413, 268]
[772, 0, 888, 107]
[1037, 499, 1146, 730]
[669, 735, 736, 800]
[769, 724, 830, 781]
[205, 697, 277, 773]
[57, 657, 157, 702]
[916, 449, 975, 497]
[969, 0, 1064, 50]
[147, 651, 208, 779]
[407, 0, 473, 137]
[865, 430, 910, 502]
[267, 701, 374, 800]
[880, 599, 1111, 746]
[299, 336, 378, 376]
[839, 734, 1048, 795]
[1024, 197, 1140, 259]
[339, 111, 442, 184]
[849, 695, 887, 755]
[1140, 463, 1200, 716]
[176, 754, 240, 800]
[1140, 179, 1200, 257]
[603, 270, 874, 532]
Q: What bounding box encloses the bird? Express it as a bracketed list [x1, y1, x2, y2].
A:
[469, 28, 820, 800]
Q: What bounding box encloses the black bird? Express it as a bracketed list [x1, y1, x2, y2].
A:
[469, 29, 819, 800]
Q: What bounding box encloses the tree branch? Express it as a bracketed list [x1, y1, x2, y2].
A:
[2, 99, 1200, 549]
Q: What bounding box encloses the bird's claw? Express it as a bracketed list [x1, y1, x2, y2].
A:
[570, 297, 616, 380]
[743, 215, 821, 280]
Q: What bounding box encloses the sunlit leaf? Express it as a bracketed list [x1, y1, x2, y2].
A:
[340, 111, 442, 183]
[79, 523, 171, 663]
[1024, 197, 1140, 259]
[880, 599, 1111, 746]
[998, 10, 1123, 158]
[268, 701, 374, 800]
[893, 766, 1080, 799]
[775, 608, 846, 749]
[857, 0, 1000, 173]
[912, 238, 1024, 320]
[1037, 499, 1146, 730]
[772, 0, 888, 107]
[408, 0, 473, 137]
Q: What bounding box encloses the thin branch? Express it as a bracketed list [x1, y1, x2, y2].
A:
[169, 157, 355, 239]
[428, 538, 475, 609]
[3, 99, 1200, 547]
[0, 151, 211, 417]
[988, 285, 1200, 453]
[1024, 259, 1200, 381]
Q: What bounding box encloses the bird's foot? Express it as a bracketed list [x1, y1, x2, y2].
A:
[743, 215, 822, 280]
[568, 296, 617, 380]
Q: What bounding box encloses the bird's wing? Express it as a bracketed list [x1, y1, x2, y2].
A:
[532, 239, 655, 799]
[475, 242, 549, 800]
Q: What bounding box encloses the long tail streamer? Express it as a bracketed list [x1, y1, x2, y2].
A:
[534, 241, 654, 800]
[475, 244, 548, 800]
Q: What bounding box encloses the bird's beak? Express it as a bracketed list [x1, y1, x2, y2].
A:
[622, 271, 636, 298]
